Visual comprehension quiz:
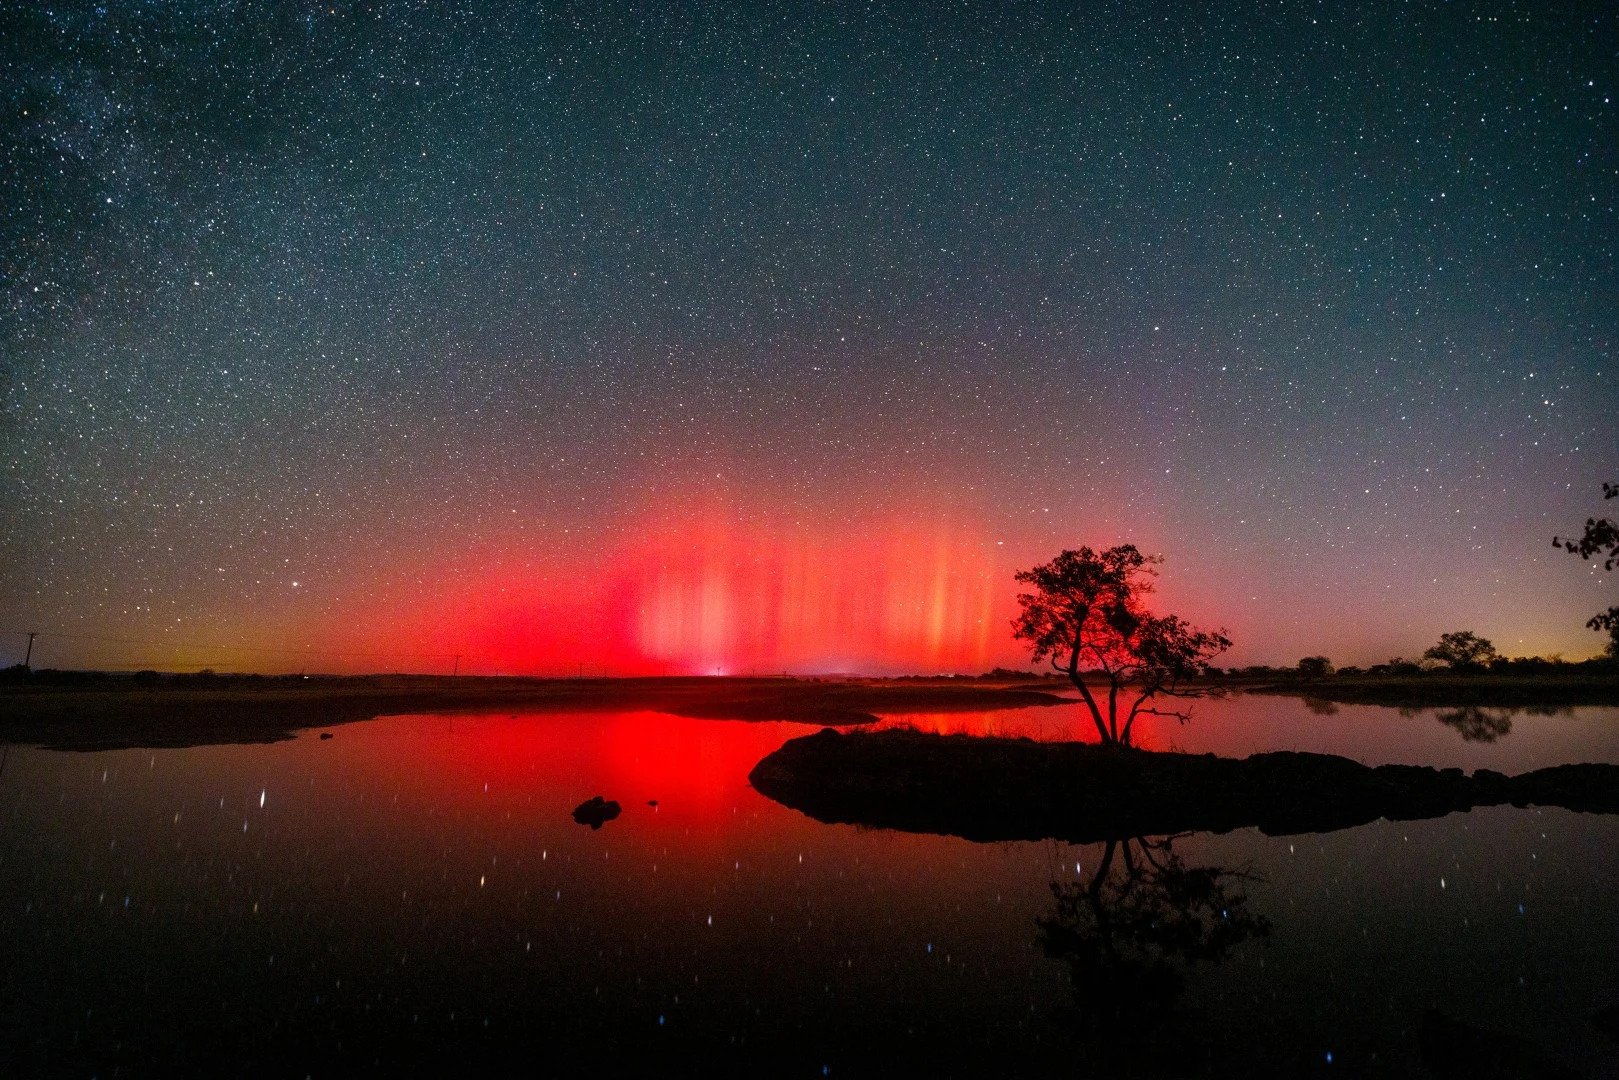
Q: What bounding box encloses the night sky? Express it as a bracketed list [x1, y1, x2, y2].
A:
[3, 2, 1615, 675]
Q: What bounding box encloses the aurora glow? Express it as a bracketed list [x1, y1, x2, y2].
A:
[3, 2, 1615, 674]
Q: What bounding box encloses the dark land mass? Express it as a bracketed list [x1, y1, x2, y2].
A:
[749, 728, 1619, 843]
[1244, 672, 1619, 708]
[0, 675, 1069, 750]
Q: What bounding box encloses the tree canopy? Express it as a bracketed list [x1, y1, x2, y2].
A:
[1422, 630, 1499, 671]
[1296, 656, 1333, 679]
[1554, 482, 1619, 658]
[1012, 545, 1229, 746]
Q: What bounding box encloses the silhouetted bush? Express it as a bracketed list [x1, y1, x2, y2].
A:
[23, 668, 117, 686]
[982, 667, 1044, 680]
[1423, 630, 1499, 671]
[1296, 656, 1334, 679]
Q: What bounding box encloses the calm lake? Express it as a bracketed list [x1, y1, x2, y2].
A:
[2, 694, 1617, 1077]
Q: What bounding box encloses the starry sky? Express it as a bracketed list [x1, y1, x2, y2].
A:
[3, 1, 1615, 675]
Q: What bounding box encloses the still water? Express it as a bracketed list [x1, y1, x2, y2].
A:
[2, 695, 1617, 1077]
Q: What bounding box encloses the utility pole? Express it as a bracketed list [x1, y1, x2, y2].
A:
[23, 631, 38, 670]
[451, 653, 462, 677]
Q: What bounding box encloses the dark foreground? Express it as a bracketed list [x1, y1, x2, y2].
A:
[0, 676, 1068, 750]
[5, 704, 1619, 1077]
[749, 728, 1619, 842]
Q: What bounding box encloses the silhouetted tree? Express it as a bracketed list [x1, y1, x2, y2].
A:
[1012, 546, 1230, 745]
[1554, 482, 1619, 658]
[1296, 655, 1333, 679]
[1422, 630, 1499, 671]
[1038, 836, 1270, 1037]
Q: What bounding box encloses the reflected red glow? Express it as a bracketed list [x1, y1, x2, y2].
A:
[875, 709, 1093, 742]
[363, 711, 816, 847]
[351, 708, 1169, 849]
[874, 707, 1178, 749]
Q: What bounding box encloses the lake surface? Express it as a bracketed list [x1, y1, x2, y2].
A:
[2, 694, 1617, 1077]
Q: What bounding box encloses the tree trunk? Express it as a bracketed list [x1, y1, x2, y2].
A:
[1066, 644, 1113, 744]
[1119, 693, 1143, 747]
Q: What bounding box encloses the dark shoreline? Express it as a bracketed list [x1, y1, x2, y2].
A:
[749, 728, 1619, 843]
[0, 676, 1070, 750]
[1242, 673, 1619, 708]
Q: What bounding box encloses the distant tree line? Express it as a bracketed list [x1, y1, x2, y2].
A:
[1201, 626, 1612, 683]
[0, 667, 385, 687]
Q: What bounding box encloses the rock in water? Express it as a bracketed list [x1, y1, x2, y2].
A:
[572, 796, 621, 829]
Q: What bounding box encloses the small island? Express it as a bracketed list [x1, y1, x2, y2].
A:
[752, 541, 1619, 846]
[749, 727, 1619, 843]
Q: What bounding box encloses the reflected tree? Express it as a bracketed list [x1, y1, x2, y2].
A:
[1434, 705, 1515, 743]
[1037, 835, 1270, 1041]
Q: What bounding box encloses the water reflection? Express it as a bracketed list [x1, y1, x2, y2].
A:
[1434, 705, 1517, 743]
[1038, 836, 1270, 1044]
[3, 704, 1619, 1075]
[1400, 704, 1574, 745]
[881, 695, 1619, 773]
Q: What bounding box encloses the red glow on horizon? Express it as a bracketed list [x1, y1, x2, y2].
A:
[429, 511, 1015, 675]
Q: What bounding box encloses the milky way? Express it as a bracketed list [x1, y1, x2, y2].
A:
[3, 2, 1615, 673]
